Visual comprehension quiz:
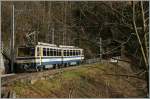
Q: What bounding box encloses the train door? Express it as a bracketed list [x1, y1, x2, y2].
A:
[61, 48, 64, 66]
[36, 46, 42, 66]
[39, 47, 43, 65]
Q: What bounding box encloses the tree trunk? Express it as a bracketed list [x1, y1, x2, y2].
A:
[132, 2, 148, 70]
[140, 1, 148, 60]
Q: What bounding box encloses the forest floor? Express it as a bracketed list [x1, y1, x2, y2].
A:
[8, 62, 147, 98]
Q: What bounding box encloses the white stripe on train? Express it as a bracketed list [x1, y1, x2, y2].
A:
[16, 57, 84, 63]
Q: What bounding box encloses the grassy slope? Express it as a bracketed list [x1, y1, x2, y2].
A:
[11, 63, 147, 98]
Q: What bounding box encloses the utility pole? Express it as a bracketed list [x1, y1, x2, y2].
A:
[52, 27, 54, 44]
[98, 24, 103, 62]
[99, 37, 102, 62]
[63, 2, 67, 45]
[10, 4, 15, 73]
[0, 1, 5, 74]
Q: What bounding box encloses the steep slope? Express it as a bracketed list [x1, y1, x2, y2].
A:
[9, 63, 147, 98]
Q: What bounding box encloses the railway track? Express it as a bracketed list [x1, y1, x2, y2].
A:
[1, 64, 89, 86]
[1, 58, 104, 86]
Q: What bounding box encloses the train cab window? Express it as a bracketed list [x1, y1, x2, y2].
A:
[18, 47, 35, 57]
[43, 48, 46, 56]
[50, 48, 53, 56]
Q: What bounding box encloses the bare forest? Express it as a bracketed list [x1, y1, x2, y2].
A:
[1, 1, 149, 98]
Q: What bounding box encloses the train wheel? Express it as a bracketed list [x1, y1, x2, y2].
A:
[40, 67, 43, 71]
[36, 67, 39, 72]
[36, 66, 42, 72]
[43, 65, 45, 70]
[77, 62, 80, 65]
[53, 65, 56, 69]
[64, 63, 66, 67]
[57, 64, 60, 69]
[66, 63, 69, 67]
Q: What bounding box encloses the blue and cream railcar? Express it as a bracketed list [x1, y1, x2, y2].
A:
[15, 42, 84, 71]
[59, 45, 84, 66]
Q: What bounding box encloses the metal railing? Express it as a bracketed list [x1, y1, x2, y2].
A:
[83, 58, 102, 64]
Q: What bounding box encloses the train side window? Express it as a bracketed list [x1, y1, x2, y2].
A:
[58, 49, 60, 56]
[58, 49, 61, 56]
[54, 49, 57, 56]
[66, 50, 69, 56]
[57, 49, 59, 56]
[69, 50, 71, 56]
[73, 50, 75, 56]
[43, 48, 46, 56]
[79, 50, 81, 56]
[50, 48, 53, 56]
[76, 50, 78, 56]
[74, 50, 75, 56]
[72, 50, 73, 56]
[49, 48, 51, 56]
[72, 50, 74, 56]
[63, 50, 66, 56]
[68, 50, 70, 56]
[48, 48, 51, 56]
[77, 50, 79, 56]
[69, 50, 72, 56]
[56, 49, 58, 56]
[75, 50, 77, 56]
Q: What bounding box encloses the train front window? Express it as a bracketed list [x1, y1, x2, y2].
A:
[17, 47, 35, 57]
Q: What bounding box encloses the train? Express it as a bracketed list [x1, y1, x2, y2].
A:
[15, 42, 84, 72]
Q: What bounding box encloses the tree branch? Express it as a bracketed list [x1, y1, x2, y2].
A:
[102, 2, 131, 22]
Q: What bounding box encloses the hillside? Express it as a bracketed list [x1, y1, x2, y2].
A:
[8, 63, 147, 98]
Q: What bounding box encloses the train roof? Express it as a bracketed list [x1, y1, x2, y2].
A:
[59, 45, 75, 48]
[17, 42, 83, 50]
[37, 42, 57, 47]
[59, 45, 83, 50]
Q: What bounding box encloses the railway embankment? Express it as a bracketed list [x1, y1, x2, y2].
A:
[1, 63, 147, 98]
